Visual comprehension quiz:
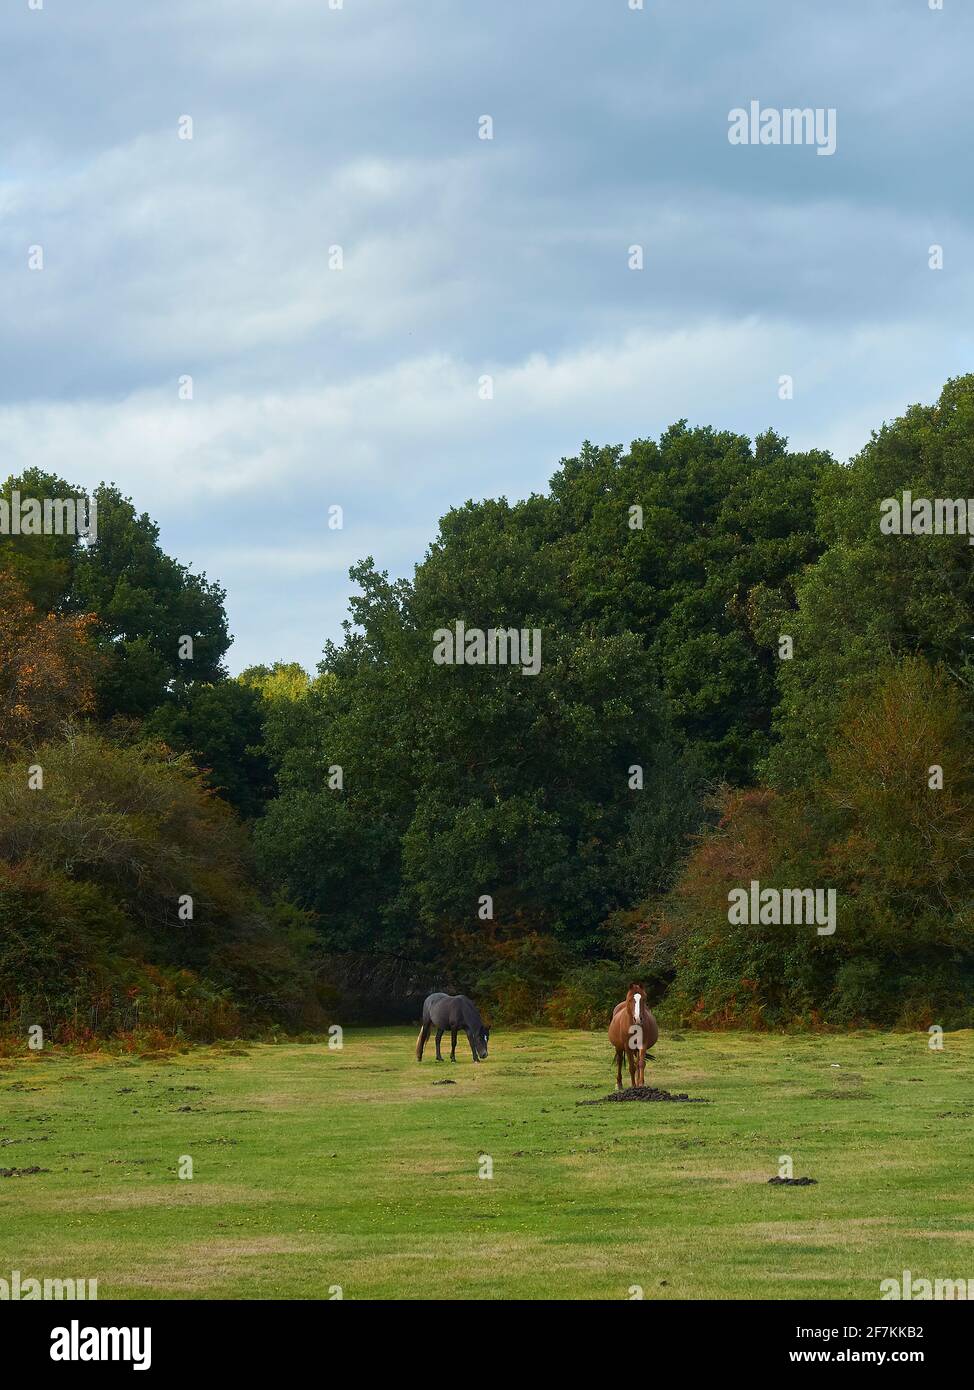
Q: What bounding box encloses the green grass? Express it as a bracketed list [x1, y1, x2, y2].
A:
[1, 1028, 972, 1300]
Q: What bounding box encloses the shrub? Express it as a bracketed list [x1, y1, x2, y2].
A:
[0, 733, 326, 1039]
[543, 962, 629, 1029]
[632, 660, 974, 1028]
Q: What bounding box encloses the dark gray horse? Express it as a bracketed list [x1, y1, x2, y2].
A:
[416, 992, 490, 1063]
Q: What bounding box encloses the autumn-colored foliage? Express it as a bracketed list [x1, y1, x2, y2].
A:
[633, 658, 974, 1029]
[0, 569, 99, 752]
[0, 733, 326, 1039]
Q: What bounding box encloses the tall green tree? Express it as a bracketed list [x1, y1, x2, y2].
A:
[257, 547, 697, 965]
[766, 374, 974, 788]
[547, 425, 828, 782]
[143, 680, 274, 819]
[1, 471, 231, 719]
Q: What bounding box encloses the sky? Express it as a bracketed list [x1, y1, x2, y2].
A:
[1, 0, 971, 673]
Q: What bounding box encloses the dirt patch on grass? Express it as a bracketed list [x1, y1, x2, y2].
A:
[578, 1087, 708, 1105]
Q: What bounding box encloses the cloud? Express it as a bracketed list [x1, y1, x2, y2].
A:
[1, 314, 963, 671]
[1, 0, 970, 670]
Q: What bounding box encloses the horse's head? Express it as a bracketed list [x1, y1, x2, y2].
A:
[475, 1024, 490, 1059]
[626, 982, 649, 1024]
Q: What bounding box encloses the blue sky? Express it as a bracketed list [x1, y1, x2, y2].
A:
[2, 0, 971, 672]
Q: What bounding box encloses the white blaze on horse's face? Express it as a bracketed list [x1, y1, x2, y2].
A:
[633, 993, 642, 1022]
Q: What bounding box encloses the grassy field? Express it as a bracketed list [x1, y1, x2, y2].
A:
[1, 1027, 972, 1300]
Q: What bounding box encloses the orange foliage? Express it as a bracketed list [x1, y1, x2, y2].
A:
[0, 569, 99, 751]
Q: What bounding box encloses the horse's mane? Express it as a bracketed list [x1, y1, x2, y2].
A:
[461, 996, 486, 1030]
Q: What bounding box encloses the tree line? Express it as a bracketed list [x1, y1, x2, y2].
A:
[3, 375, 974, 1040]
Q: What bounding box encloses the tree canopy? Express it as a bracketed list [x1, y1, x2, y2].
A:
[5, 377, 974, 1033]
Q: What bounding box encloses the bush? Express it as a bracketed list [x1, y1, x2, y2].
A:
[637, 660, 974, 1028]
[543, 962, 629, 1029]
[0, 733, 326, 1039]
[0, 861, 242, 1041]
[471, 933, 573, 1024]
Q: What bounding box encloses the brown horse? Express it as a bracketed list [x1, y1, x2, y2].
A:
[608, 983, 659, 1090]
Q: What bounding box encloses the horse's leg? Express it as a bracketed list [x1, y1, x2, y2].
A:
[450, 1029, 458, 1062]
[434, 1029, 444, 1061]
[615, 1049, 624, 1090]
[637, 1048, 646, 1087]
[628, 1048, 637, 1088]
[415, 1021, 431, 1062]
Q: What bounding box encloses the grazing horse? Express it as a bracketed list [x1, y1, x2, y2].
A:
[416, 992, 490, 1064]
[608, 983, 658, 1090]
